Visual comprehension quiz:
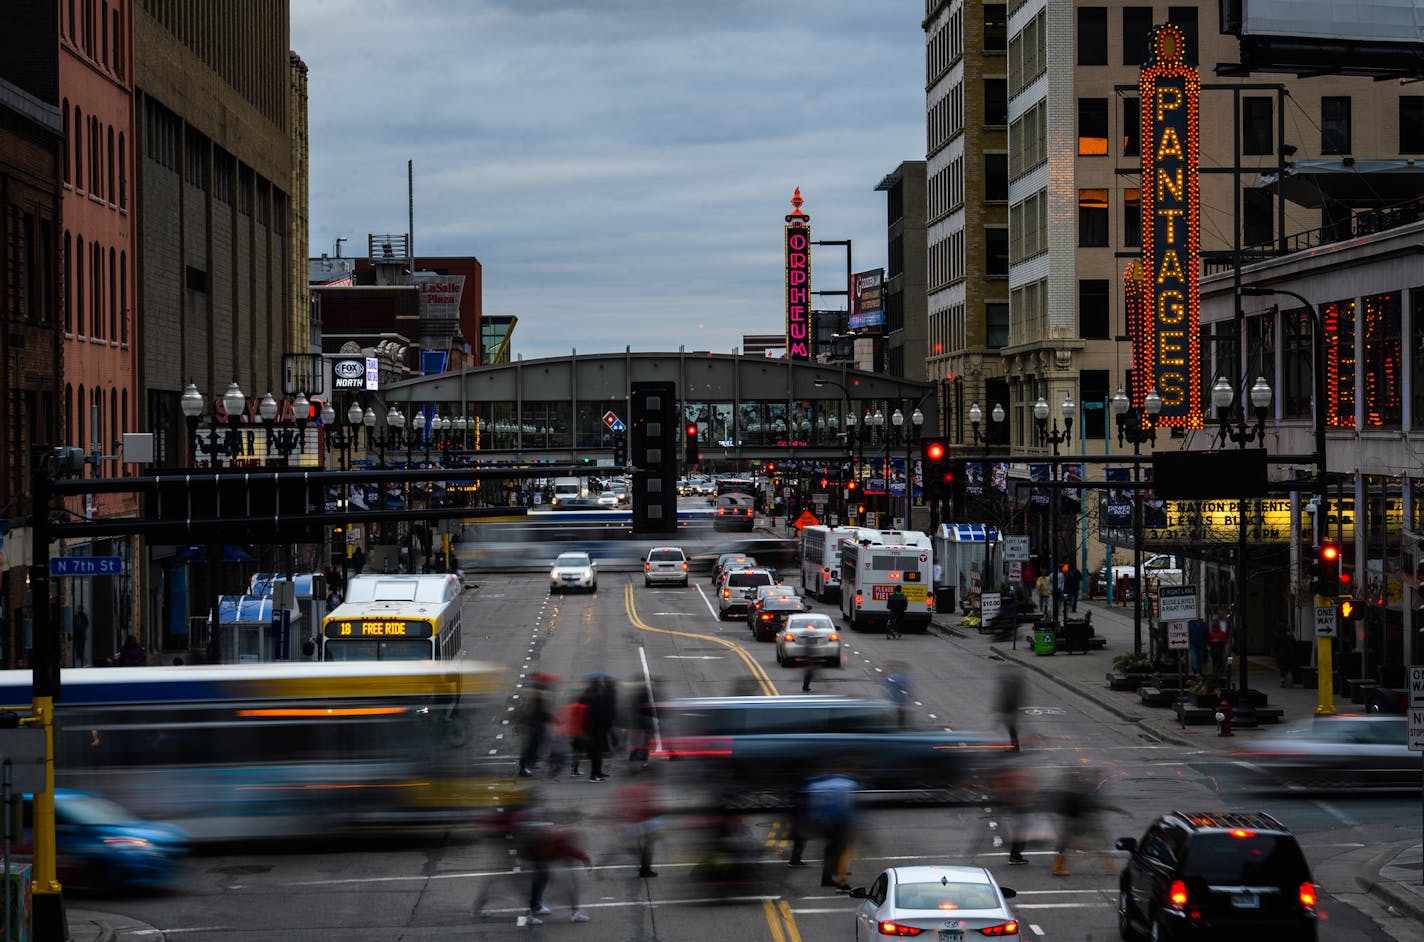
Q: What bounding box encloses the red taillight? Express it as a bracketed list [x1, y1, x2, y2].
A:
[645, 562, 652, 571]
[978, 922, 1019, 937]
[682, 562, 689, 571]
[782, 633, 795, 642]
[723, 588, 731, 598]
[1229, 829, 1255, 838]
[855, 593, 863, 605]
[761, 613, 773, 621]
[878, 922, 923, 937]
[1299, 881, 1317, 908]
[1168, 879, 1189, 908]
[653, 736, 733, 759]
[828, 632, 839, 641]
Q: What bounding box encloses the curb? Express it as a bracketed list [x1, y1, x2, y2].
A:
[1359, 868, 1424, 928]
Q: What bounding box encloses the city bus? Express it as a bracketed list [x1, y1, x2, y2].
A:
[839, 528, 935, 632]
[716, 476, 758, 497]
[0, 660, 511, 842]
[321, 573, 463, 660]
[800, 524, 858, 601]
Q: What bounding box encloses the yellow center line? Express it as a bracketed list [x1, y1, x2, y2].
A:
[623, 585, 778, 696]
[763, 899, 787, 942]
[777, 899, 803, 942]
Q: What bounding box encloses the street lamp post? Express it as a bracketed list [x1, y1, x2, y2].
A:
[814, 378, 855, 525]
[1112, 386, 1164, 656]
[258, 391, 310, 465]
[969, 402, 1006, 447]
[1212, 374, 1272, 728]
[1035, 395, 1076, 628]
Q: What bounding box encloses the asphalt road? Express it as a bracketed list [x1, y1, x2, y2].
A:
[87, 557, 1417, 940]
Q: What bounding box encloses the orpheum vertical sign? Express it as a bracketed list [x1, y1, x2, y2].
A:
[1135, 24, 1203, 428]
[785, 188, 812, 361]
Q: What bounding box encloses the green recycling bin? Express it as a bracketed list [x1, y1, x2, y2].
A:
[1032, 626, 1056, 656]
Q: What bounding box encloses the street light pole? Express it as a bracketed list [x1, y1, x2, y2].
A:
[1112, 386, 1163, 656]
[814, 378, 854, 525]
[1035, 395, 1075, 628]
[1212, 374, 1273, 729]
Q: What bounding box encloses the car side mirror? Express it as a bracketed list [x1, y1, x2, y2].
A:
[1114, 837, 1137, 852]
[999, 887, 1016, 899]
[847, 886, 868, 899]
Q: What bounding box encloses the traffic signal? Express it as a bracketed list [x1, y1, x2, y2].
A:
[1338, 596, 1364, 621]
[685, 423, 699, 464]
[1310, 541, 1340, 597]
[612, 434, 627, 468]
[921, 439, 951, 499]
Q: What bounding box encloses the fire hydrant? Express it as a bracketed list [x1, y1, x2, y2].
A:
[1215, 698, 1233, 737]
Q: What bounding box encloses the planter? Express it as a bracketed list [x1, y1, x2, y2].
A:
[1107, 671, 1155, 691]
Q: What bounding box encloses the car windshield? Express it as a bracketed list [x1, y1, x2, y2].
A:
[894, 881, 1000, 911]
[1182, 834, 1310, 884]
[555, 554, 590, 567]
[787, 615, 835, 632]
[763, 598, 805, 612]
[650, 550, 684, 561]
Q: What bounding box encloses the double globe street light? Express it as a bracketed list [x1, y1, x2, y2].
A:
[1111, 386, 1163, 656]
[1034, 395, 1076, 628]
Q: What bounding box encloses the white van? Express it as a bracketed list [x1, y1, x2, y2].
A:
[552, 477, 584, 504]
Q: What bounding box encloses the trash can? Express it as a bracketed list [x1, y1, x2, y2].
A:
[935, 586, 956, 614]
[1032, 626, 1056, 656]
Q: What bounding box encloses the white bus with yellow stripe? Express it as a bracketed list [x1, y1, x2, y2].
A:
[839, 528, 935, 632]
[321, 573, 463, 661]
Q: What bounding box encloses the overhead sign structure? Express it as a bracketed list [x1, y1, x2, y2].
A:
[1132, 23, 1203, 429]
[49, 556, 123, 577]
[784, 188, 812, 362]
[1158, 584, 1198, 622]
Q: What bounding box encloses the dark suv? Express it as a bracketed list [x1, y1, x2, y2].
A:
[1116, 811, 1317, 941]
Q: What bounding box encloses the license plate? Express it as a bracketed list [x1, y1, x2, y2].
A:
[1230, 893, 1259, 909]
[938, 931, 963, 942]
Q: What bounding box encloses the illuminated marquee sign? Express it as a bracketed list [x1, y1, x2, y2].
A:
[785, 187, 812, 361]
[1135, 24, 1203, 428]
[324, 619, 434, 639]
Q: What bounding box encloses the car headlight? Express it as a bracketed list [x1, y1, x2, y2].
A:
[582, 568, 594, 579]
[550, 569, 560, 579]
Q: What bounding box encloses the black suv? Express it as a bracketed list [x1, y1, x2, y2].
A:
[1116, 811, 1317, 941]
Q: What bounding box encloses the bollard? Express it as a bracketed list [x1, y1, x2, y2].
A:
[1215, 698, 1233, 737]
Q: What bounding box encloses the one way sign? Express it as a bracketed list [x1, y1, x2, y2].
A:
[1409, 666, 1424, 751]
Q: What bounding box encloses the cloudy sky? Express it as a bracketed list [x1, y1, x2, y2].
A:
[291, 0, 925, 361]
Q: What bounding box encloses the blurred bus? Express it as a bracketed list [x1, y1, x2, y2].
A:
[716, 477, 757, 497]
[0, 660, 512, 842]
[799, 525, 858, 601]
[839, 528, 935, 632]
[320, 573, 463, 661]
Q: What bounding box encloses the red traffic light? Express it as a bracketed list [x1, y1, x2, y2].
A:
[1320, 544, 1339, 563]
[686, 424, 697, 436]
[925, 441, 947, 462]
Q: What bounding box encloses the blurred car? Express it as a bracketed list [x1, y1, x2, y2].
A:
[776, 612, 841, 667]
[644, 546, 689, 587]
[749, 594, 809, 642]
[693, 539, 799, 574]
[850, 865, 1019, 940]
[549, 551, 597, 593]
[552, 495, 601, 511]
[1116, 811, 1317, 941]
[596, 491, 619, 506]
[718, 568, 778, 619]
[656, 696, 1004, 800]
[709, 553, 758, 584]
[749, 583, 797, 613]
[19, 790, 190, 893]
[612, 484, 630, 505]
[1234, 714, 1414, 790]
[714, 493, 757, 532]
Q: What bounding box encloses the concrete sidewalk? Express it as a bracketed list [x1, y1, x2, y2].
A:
[931, 595, 1424, 937]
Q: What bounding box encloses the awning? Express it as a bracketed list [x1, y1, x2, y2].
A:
[1256, 158, 1424, 209]
[935, 524, 1000, 543]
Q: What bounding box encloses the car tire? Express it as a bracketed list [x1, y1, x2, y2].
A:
[645, 579, 653, 588]
[681, 578, 689, 587]
[718, 609, 729, 621]
[1117, 887, 1143, 940]
[1148, 907, 1172, 942]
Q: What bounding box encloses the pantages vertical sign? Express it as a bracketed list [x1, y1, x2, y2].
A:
[784, 187, 811, 361]
[1134, 23, 1203, 428]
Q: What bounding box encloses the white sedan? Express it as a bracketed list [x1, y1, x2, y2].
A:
[850, 865, 1020, 940]
[775, 613, 841, 668]
[549, 551, 597, 593]
[597, 491, 619, 506]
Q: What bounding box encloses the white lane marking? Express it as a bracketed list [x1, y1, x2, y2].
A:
[637, 643, 663, 754]
[1312, 800, 1360, 828]
[664, 655, 725, 660]
[1030, 925, 1045, 936]
[1013, 903, 1105, 910]
[694, 584, 720, 619]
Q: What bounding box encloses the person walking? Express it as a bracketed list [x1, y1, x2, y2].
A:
[1051, 769, 1116, 876]
[995, 671, 1025, 752]
[517, 674, 555, 778]
[995, 764, 1038, 865]
[883, 664, 915, 728]
[582, 676, 617, 783]
[886, 586, 908, 639]
[553, 698, 588, 778]
[1187, 616, 1209, 676]
[1035, 573, 1051, 616]
[350, 545, 366, 575]
[1273, 622, 1298, 688]
[1208, 609, 1230, 672]
[1065, 565, 1081, 613]
[72, 606, 88, 667]
[518, 821, 593, 925]
[617, 768, 664, 878]
[806, 771, 859, 891]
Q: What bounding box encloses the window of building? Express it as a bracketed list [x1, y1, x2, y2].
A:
[985, 228, 1008, 276]
[984, 4, 1007, 51]
[984, 78, 1007, 126]
[1412, 290, 1424, 428]
[1079, 189, 1109, 246]
[1362, 291, 1402, 428]
[1321, 96, 1351, 154]
[1078, 7, 1107, 65]
[1242, 188, 1273, 247]
[1122, 97, 1140, 156]
[1123, 189, 1141, 247]
[1123, 7, 1153, 65]
[118, 132, 126, 208]
[1078, 98, 1108, 155]
[1246, 309, 1276, 404]
[74, 236, 84, 334]
[73, 107, 82, 192]
[63, 230, 71, 331]
[1283, 308, 1312, 419]
[1242, 97, 1273, 155]
[1081, 369, 1110, 438]
[61, 100, 69, 184]
[107, 125, 114, 202]
[986, 302, 1009, 349]
[1167, 6, 1199, 62]
[1400, 97, 1424, 153]
[985, 153, 1007, 201]
[119, 250, 127, 344]
[91, 241, 102, 339]
[1323, 299, 1356, 427]
[108, 246, 116, 339]
[1079, 279, 1110, 340]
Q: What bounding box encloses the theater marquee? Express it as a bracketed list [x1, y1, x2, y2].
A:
[785, 188, 811, 362]
[1134, 23, 1203, 428]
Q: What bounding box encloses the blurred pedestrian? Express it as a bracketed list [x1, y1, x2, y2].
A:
[788, 772, 811, 868]
[805, 771, 859, 891]
[1187, 617, 1209, 675]
[350, 545, 366, 575]
[517, 674, 556, 778]
[553, 698, 588, 778]
[581, 676, 617, 783]
[1035, 573, 1051, 615]
[995, 672, 1025, 752]
[993, 764, 1038, 865]
[518, 821, 593, 925]
[1273, 622, 1297, 688]
[1065, 565, 1080, 613]
[886, 586, 908, 639]
[118, 634, 146, 666]
[883, 664, 914, 728]
[801, 661, 819, 692]
[625, 678, 656, 770]
[1208, 609, 1230, 672]
[1051, 769, 1115, 876]
[72, 606, 88, 666]
[617, 767, 664, 878]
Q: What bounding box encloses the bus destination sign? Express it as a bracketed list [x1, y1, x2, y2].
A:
[324, 620, 434, 639]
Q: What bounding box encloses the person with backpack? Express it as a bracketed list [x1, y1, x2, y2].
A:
[886, 586, 908, 639]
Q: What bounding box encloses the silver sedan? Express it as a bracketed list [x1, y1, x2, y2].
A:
[1234, 714, 1415, 790]
[775, 613, 842, 668]
[549, 551, 597, 593]
[850, 865, 1020, 940]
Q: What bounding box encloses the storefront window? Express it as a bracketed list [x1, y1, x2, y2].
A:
[1412, 289, 1424, 429]
[1282, 308, 1312, 419]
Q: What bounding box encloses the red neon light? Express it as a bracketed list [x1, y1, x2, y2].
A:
[785, 188, 812, 362]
